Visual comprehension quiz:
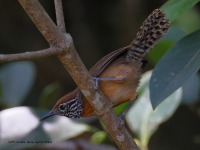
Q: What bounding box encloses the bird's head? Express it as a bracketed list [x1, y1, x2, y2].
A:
[40, 91, 83, 121]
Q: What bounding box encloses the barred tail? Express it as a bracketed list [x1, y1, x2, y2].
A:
[126, 9, 170, 62]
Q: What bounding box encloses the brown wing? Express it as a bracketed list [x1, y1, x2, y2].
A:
[79, 46, 130, 117]
[89, 46, 130, 77]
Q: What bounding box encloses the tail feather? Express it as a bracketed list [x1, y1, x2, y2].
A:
[126, 9, 170, 62]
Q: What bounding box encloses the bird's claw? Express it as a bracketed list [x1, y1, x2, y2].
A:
[93, 77, 125, 90]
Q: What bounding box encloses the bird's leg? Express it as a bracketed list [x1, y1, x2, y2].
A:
[118, 100, 135, 126]
[93, 77, 125, 90]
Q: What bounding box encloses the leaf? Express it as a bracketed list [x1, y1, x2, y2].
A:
[90, 131, 107, 144]
[161, 0, 200, 22]
[174, 8, 200, 33]
[0, 61, 36, 106]
[163, 26, 186, 42]
[126, 71, 182, 147]
[0, 107, 90, 150]
[182, 73, 200, 104]
[150, 29, 200, 108]
[148, 27, 186, 64]
[114, 101, 129, 115]
[39, 82, 62, 108]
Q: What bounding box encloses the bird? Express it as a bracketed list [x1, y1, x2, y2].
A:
[40, 9, 170, 121]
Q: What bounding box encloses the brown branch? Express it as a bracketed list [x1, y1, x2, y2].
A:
[17, 0, 140, 150]
[0, 47, 61, 63]
[54, 0, 66, 33]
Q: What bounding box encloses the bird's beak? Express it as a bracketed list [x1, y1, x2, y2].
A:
[40, 110, 58, 121]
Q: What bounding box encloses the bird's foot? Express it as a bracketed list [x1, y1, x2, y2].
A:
[93, 77, 125, 90]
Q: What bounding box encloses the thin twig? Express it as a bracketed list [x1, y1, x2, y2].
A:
[0, 47, 61, 63]
[54, 0, 66, 33]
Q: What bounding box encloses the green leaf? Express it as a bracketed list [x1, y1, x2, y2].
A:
[148, 40, 173, 64]
[114, 101, 129, 115]
[0, 61, 36, 107]
[126, 71, 182, 148]
[161, 0, 200, 22]
[150, 29, 200, 108]
[90, 131, 107, 144]
[0, 107, 90, 150]
[39, 82, 62, 108]
[174, 8, 200, 33]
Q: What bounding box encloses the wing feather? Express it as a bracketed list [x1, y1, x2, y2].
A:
[89, 46, 129, 77]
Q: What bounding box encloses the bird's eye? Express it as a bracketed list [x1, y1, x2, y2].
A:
[59, 104, 65, 110]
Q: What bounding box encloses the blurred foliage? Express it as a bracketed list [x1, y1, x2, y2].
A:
[90, 131, 107, 144]
[161, 0, 200, 22]
[0, 107, 90, 150]
[174, 7, 200, 33]
[0, 0, 200, 150]
[127, 71, 182, 150]
[39, 82, 62, 108]
[182, 74, 200, 104]
[0, 61, 36, 107]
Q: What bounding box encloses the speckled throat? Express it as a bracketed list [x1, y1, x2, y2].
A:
[62, 93, 83, 118]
